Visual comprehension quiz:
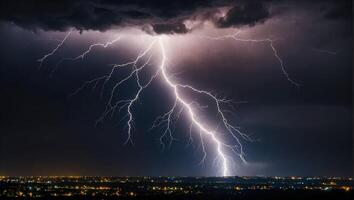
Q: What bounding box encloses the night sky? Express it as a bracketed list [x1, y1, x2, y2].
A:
[0, 0, 352, 177]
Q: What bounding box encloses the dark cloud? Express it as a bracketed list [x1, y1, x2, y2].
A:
[152, 22, 190, 34]
[0, 0, 216, 33]
[0, 0, 351, 34]
[323, 0, 352, 20]
[215, 2, 271, 28]
[0, 0, 273, 34]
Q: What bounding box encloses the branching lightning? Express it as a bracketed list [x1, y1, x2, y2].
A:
[51, 35, 122, 77]
[37, 29, 73, 68]
[201, 31, 300, 88]
[38, 29, 299, 177]
[156, 37, 248, 176]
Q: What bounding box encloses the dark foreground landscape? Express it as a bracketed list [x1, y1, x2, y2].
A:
[0, 176, 353, 199]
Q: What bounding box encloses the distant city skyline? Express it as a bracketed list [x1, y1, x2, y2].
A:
[0, 176, 353, 198]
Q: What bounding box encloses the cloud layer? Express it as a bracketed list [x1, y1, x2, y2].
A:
[0, 0, 276, 34]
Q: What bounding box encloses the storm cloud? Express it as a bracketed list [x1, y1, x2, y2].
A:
[0, 0, 275, 34]
[1, 0, 351, 34]
[215, 2, 270, 28]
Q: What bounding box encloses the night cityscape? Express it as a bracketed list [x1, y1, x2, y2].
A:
[0, 0, 352, 199]
[0, 176, 353, 199]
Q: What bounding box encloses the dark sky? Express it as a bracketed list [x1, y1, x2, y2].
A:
[0, 0, 352, 177]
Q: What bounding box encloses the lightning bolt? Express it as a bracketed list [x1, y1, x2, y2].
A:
[157, 37, 247, 176]
[73, 36, 122, 60]
[39, 29, 299, 177]
[201, 31, 300, 87]
[50, 35, 122, 77]
[67, 36, 246, 176]
[37, 29, 73, 68]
